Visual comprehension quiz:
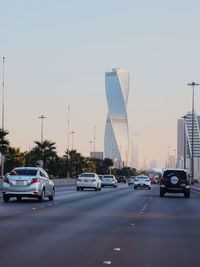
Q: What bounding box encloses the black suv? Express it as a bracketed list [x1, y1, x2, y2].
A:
[160, 169, 190, 198]
[117, 176, 126, 183]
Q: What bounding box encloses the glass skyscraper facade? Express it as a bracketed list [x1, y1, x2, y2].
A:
[104, 68, 130, 167]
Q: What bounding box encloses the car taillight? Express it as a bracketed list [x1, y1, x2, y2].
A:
[3, 177, 10, 184]
[31, 178, 40, 184]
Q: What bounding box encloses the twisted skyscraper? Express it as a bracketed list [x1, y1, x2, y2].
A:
[104, 68, 130, 167]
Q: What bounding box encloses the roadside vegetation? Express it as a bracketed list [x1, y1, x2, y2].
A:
[0, 129, 137, 178]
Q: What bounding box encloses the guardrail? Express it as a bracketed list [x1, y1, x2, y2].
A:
[0, 177, 76, 191]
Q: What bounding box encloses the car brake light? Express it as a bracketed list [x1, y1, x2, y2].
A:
[3, 177, 10, 184]
[31, 178, 40, 184]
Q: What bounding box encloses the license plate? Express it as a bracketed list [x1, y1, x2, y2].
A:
[16, 181, 25, 186]
[84, 180, 89, 182]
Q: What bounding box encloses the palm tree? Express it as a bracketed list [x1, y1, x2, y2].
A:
[0, 128, 9, 155]
[5, 147, 26, 172]
[0, 128, 10, 175]
[64, 149, 85, 178]
[33, 140, 57, 169]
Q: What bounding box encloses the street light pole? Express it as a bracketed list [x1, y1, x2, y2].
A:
[70, 131, 75, 150]
[38, 115, 46, 143]
[188, 82, 199, 184]
[1, 57, 5, 177]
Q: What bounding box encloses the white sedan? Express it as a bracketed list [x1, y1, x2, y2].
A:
[134, 175, 151, 190]
[76, 173, 101, 191]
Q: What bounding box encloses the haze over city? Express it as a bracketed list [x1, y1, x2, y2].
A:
[1, 0, 200, 168]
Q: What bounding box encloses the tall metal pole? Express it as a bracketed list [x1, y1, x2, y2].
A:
[70, 131, 75, 150]
[94, 125, 96, 153]
[1, 57, 5, 176]
[188, 82, 199, 184]
[38, 115, 46, 143]
[67, 105, 70, 178]
[2, 57, 5, 130]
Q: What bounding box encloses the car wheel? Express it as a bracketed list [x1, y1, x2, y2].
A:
[76, 187, 80, 191]
[184, 191, 190, 198]
[38, 189, 45, 202]
[3, 195, 9, 202]
[81, 188, 84, 191]
[160, 190, 165, 197]
[99, 187, 101, 191]
[134, 186, 137, 189]
[148, 187, 151, 190]
[49, 189, 55, 201]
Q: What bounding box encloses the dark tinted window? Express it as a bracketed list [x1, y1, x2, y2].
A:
[80, 173, 95, 178]
[163, 170, 187, 180]
[10, 169, 37, 176]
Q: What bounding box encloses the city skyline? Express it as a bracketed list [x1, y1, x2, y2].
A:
[1, 1, 200, 168]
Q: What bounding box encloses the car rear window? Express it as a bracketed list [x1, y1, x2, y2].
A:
[103, 176, 113, 178]
[10, 169, 37, 176]
[163, 170, 187, 180]
[80, 173, 95, 178]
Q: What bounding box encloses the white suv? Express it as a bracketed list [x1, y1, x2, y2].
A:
[76, 173, 101, 191]
[134, 175, 151, 190]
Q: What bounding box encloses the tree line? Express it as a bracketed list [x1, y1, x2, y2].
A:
[0, 129, 137, 178]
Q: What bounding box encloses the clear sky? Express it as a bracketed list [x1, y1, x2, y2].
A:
[1, 0, 200, 168]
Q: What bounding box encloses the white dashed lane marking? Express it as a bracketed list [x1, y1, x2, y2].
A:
[102, 261, 112, 265]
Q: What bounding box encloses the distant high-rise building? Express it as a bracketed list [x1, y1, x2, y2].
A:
[90, 151, 104, 160]
[177, 111, 200, 178]
[104, 68, 130, 167]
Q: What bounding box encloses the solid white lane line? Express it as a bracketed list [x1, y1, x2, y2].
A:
[32, 208, 36, 210]
[130, 223, 135, 226]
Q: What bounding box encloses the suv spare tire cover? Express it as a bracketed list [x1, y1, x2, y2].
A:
[170, 176, 179, 185]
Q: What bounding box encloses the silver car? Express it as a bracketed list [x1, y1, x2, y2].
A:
[101, 175, 117, 188]
[76, 173, 101, 191]
[2, 167, 55, 202]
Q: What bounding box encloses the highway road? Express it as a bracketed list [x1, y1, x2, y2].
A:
[1, 184, 200, 267]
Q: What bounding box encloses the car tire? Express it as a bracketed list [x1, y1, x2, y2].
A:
[160, 190, 165, 197]
[49, 189, 55, 201]
[184, 191, 190, 198]
[99, 187, 101, 191]
[16, 196, 22, 201]
[76, 187, 80, 191]
[148, 187, 151, 190]
[38, 189, 45, 202]
[3, 195, 9, 202]
[134, 186, 137, 189]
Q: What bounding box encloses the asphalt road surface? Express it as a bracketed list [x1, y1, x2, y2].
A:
[1, 184, 200, 267]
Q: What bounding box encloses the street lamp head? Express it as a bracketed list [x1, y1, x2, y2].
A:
[188, 82, 200, 86]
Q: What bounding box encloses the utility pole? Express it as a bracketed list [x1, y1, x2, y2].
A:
[1, 57, 5, 176]
[38, 115, 46, 143]
[94, 125, 96, 153]
[67, 105, 70, 178]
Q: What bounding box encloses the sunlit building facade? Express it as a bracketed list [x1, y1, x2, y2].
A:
[177, 111, 200, 179]
[104, 68, 130, 167]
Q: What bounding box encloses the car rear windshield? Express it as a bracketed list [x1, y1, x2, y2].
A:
[163, 170, 187, 180]
[10, 169, 37, 176]
[80, 173, 95, 178]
